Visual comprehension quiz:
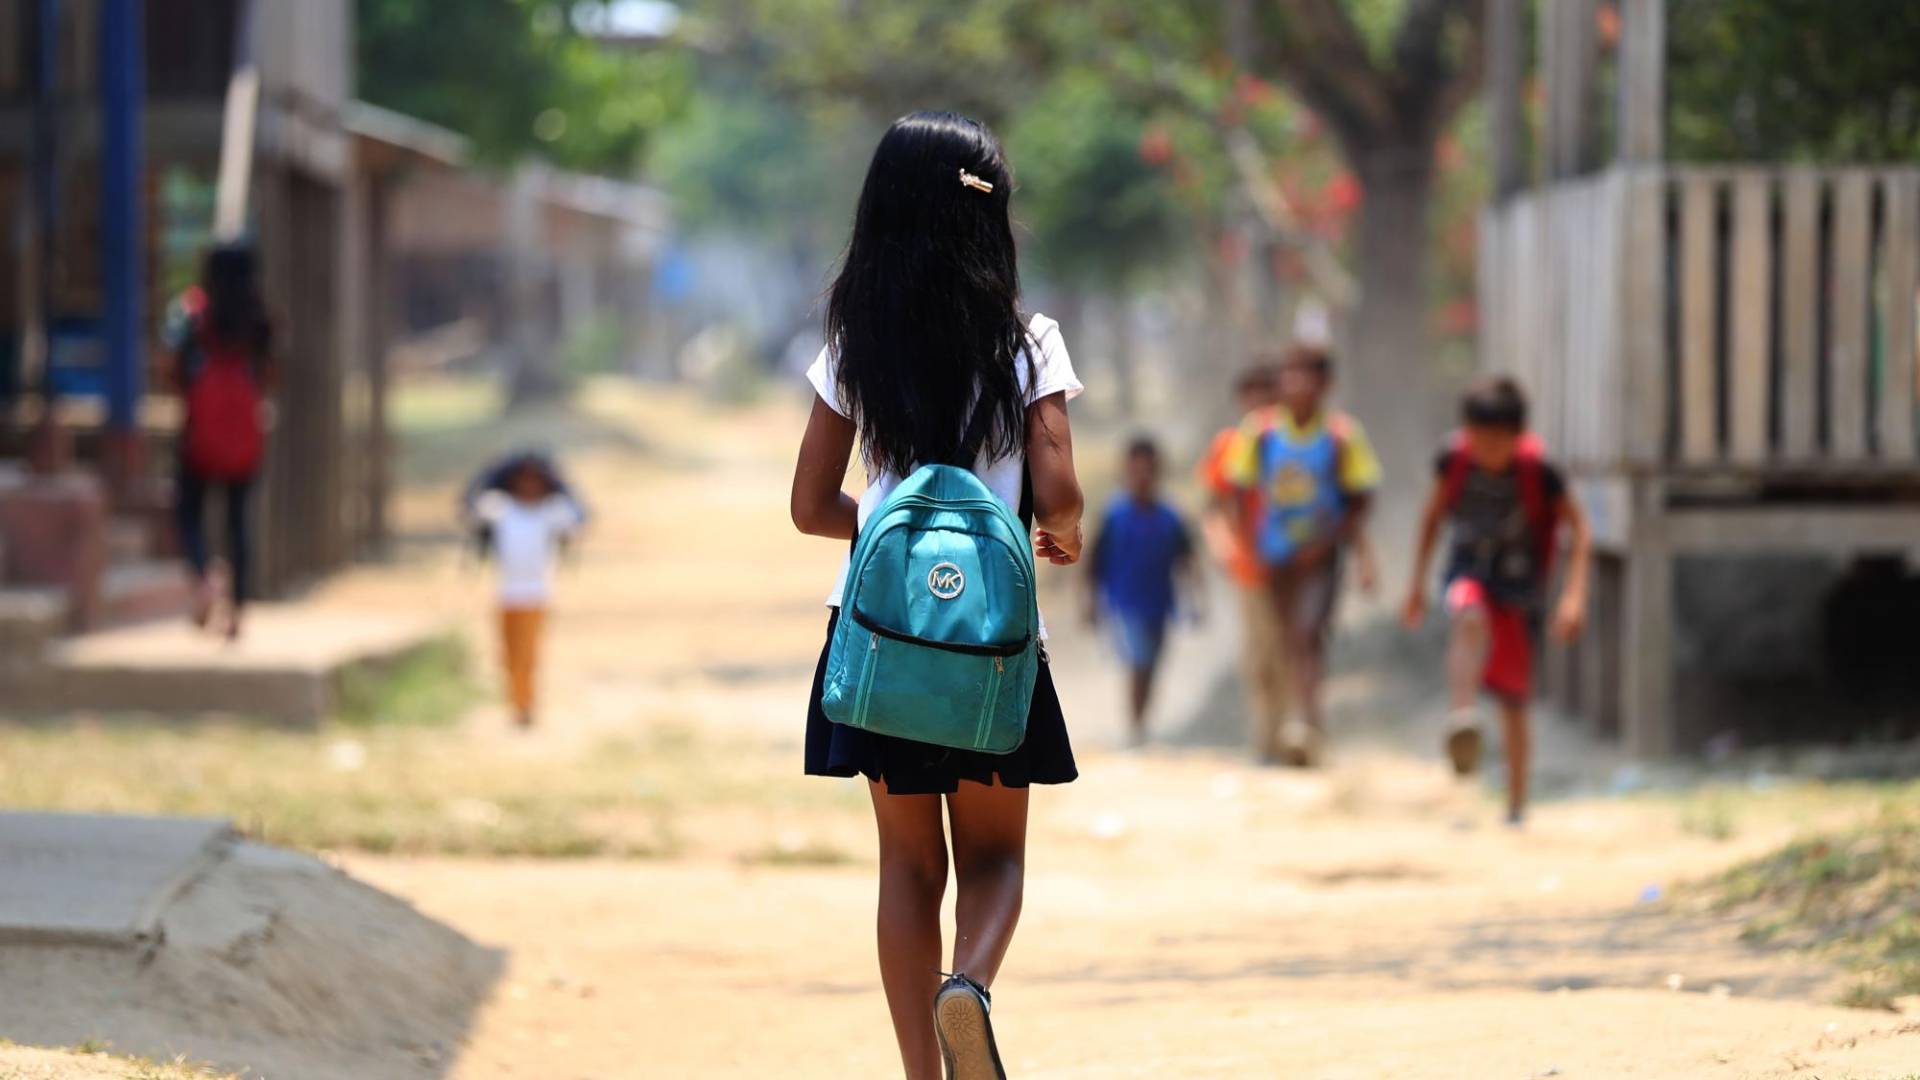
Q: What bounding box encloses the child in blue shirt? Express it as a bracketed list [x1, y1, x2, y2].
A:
[1087, 437, 1201, 745]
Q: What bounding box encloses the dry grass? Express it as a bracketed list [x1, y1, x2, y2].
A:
[1692, 796, 1920, 1010]
[0, 1040, 234, 1080]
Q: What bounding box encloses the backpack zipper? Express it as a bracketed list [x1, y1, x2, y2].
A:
[973, 655, 1005, 750]
[851, 632, 880, 728]
[849, 606, 1029, 658]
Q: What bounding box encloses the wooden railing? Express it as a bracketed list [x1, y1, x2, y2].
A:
[1479, 165, 1920, 474]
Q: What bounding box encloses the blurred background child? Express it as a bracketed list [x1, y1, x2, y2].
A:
[1087, 436, 1201, 747]
[465, 451, 587, 729]
[1200, 363, 1292, 763]
[1227, 345, 1381, 767]
[1402, 376, 1591, 825]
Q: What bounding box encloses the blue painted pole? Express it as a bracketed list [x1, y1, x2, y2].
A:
[30, 0, 57, 407]
[101, 0, 144, 433]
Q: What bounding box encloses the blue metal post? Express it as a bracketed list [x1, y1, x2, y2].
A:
[101, 0, 144, 433]
[30, 0, 57, 404]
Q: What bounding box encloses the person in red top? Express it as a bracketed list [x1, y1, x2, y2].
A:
[1199, 364, 1292, 761]
[162, 244, 275, 640]
[1402, 376, 1592, 826]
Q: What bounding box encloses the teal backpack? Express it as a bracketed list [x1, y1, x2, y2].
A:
[820, 440, 1039, 754]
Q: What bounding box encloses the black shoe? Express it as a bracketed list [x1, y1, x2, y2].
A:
[933, 973, 1006, 1080]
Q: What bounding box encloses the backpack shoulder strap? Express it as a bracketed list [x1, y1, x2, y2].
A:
[1515, 433, 1550, 532]
[1438, 430, 1473, 511]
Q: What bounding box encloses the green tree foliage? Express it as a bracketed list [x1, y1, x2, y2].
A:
[645, 87, 879, 248]
[1668, 0, 1920, 162]
[357, 0, 690, 173]
[1004, 75, 1191, 291]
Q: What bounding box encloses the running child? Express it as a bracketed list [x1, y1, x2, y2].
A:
[1087, 436, 1201, 747]
[789, 111, 1085, 1080]
[1401, 375, 1591, 826]
[468, 452, 585, 729]
[1228, 344, 1381, 767]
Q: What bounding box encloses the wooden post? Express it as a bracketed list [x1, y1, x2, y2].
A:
[1487, 0, 1527, 199]
[1620, 169, 1667, 464]
[1728, 174, 1771, 463]
[1830, 172, 1873, 460]
[1780, 170, 1820, 460]
[1622, 478, 1673, 758]
[1545, 0, 1599, 180]
[1617, 0, 1666, 163]
[363, 173, 393, 552]
[1678, 175, 1719, 463]
[1878, 172, 1918, 460]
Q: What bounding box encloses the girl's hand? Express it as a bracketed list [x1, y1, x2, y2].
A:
[1034, 526, 1082, 566]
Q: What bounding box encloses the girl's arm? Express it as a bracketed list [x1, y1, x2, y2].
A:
[790, 396, 860, 540]
[1026, 391, 1084, 565]
[1551, 493, 1593, 641]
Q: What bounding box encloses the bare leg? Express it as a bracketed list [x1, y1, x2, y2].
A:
[1127, 668, 1153, 745]
[1290, 633, 1326, 736]
[868, 781, 949, 1080]
[1500, 699, 1531, 823]
[946, 781, 1029, 986]
[1447, 601, 1491, 708]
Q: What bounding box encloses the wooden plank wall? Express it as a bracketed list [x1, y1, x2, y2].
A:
[1478, 172, 1629, 470]
[1484, 166, 1920, 475]
[1661, 167, 1920, 471]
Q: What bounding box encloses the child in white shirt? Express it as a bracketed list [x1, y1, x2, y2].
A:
[473, 458, 584, 728]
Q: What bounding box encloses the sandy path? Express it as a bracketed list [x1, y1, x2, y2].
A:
[322, 382, 1916, 1078]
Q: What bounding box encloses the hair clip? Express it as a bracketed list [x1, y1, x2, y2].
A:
[958, 168, 995, 194]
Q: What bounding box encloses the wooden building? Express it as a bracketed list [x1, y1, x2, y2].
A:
[0, 0, 374, 625]
[1477, 0, 1920, 755]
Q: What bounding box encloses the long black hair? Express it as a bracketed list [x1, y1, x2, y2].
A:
[201, 242, 271, 354]
[824, 111, 1034, 476]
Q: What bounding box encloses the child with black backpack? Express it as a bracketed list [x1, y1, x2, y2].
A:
[1401, 376, 1591, 826]
[789, 111, 1085, 1080]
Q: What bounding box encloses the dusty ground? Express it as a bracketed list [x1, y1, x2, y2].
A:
[322, 379, 1920, 1078]
[11, 378, 1919, 1078]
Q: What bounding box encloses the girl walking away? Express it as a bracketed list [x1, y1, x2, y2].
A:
[163, 243, 273, 641]
[790, 111, 1085, 1080]
[466, 452, 586, 729]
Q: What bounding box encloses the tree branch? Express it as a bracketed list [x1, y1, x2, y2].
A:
[1252, 0, 1399, 156]
[1392, 0, 1488, 138]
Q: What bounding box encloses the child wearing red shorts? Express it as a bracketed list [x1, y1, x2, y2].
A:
[1401, 376, 1591, 825]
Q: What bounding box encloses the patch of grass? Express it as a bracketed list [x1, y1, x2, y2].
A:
[0, 1039, 235, 1079]
[1679, 791, 1741, 841]
[0, 723, 697, 858]
[1694, 801, 1920, 1010]
[333, 635, 478, 729]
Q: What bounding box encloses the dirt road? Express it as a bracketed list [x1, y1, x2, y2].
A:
[322, 381, 1916, 1078]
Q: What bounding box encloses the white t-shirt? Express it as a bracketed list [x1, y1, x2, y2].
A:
[805, 313, 1083, 618]
[477, 492, 585, 608]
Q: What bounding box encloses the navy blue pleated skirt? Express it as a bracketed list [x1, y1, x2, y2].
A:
[804, 610, 1077, 795]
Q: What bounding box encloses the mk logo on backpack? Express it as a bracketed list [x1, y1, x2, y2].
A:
[821, 464, 1039, 754]
[927, 562, 966, 600]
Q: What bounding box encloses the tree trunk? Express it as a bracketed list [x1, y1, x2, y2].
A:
[1346, 143, 1443, 559]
